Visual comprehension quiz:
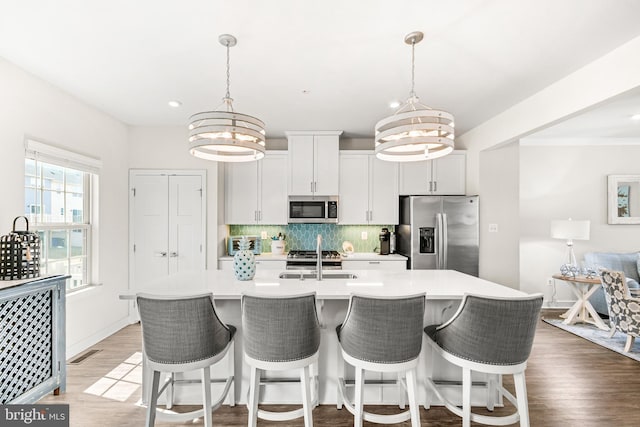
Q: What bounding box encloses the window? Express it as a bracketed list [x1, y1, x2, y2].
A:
[24, 139, 101, 291]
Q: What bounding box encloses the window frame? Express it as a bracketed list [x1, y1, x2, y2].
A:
[24, 138, 101, 292]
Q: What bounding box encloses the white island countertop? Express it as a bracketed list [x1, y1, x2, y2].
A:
[120, 268, 524, 300]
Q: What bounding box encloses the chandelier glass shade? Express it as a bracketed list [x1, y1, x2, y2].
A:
[188, 34, 265, 162]
[375, 31, 454, 162]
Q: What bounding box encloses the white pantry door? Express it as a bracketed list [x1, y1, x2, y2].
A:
[129, 170, 206, 292]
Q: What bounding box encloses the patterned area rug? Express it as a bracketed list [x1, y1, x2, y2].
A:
[542, 318, 640, 362]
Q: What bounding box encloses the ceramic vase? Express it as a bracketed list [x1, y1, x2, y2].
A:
[233, 236, 256, 280]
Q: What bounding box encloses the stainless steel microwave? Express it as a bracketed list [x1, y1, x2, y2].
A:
[288, 196, 338, 223]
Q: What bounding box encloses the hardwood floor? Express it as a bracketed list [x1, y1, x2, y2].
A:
[40, 310, 640, 426]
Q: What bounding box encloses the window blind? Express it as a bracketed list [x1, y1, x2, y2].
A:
[24, 138, 102, 175]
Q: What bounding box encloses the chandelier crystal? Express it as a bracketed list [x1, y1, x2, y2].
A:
[188, 34, 266, 162]
[375, 31, 454, 162]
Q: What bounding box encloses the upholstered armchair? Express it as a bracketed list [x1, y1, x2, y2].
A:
[599, 269, 640, 352]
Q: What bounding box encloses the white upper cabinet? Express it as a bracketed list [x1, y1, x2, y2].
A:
[339, 154, 369, 224]
[225, 151, 288, 224]
[339, 151, 398, 224]
[399, 151, 466, 195]
[287, 131, 342, 196]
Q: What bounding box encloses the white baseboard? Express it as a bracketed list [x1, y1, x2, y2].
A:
[542, 300, 573, 309]
[66, 317, 132, 360]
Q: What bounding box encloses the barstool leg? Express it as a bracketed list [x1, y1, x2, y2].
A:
[462, 367, 472, 427]
[398, 373, 406, 409]
[406, 368, 421, 427]
[301, 365, 313, 427]
[146, 370, 160, 427]
[248, 366, 260, 427]
[514, 371, 530, 427]
[486, 373, 496, 411]
[167, 373, 174, 409]
[228, 341, 235, 406]
[336, 343, 344, 409]
[354, 367, 364, 427]
[201, 366, 212, 427]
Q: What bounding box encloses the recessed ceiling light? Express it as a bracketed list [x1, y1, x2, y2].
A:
[631, 113, 640, 121]
[168, 100, 182, 108]
[389, 101, 400, 108]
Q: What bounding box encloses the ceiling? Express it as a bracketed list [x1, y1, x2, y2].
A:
[2, 0, 640, 140]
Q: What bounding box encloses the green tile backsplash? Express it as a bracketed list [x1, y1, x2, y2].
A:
[228, 224, 394, 254]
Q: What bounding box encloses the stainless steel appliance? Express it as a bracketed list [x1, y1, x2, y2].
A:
[379, 227, 390, 255]
[227, 235, 262, 255]
[286, 250, 342, 270]
[389, 231, 396, 253]
[288, 196, 338, 223]
[396, 195, 479, 276]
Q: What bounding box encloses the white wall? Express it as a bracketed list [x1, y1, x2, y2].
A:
[127, 126, 223, 265]
[520, 142, 640, 306]
[0, 58, 130, 357]
[478, 142, 520, 288]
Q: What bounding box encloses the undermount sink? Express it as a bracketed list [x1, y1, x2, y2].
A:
[278, 272, 358, 280]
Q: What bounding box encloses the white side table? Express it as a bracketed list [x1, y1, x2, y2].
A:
[553, 274, 610, 331]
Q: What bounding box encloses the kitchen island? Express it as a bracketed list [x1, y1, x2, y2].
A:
[120, 269, 526, 407]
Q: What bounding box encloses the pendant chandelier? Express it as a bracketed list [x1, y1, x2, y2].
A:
[188, 34, 265, 162]
[375, 31, 454, 162]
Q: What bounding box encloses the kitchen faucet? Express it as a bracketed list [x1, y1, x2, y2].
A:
[316, 234, 322, 281]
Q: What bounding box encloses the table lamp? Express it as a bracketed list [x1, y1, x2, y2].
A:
[550, 219, 590, 271]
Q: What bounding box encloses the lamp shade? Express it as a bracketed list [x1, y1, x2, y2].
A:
[550, 219, 590, 240]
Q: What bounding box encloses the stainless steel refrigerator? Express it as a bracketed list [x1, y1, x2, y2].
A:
[396, 195, 479, 276]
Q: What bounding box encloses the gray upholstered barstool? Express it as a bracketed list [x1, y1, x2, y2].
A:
[136, 293, 236, 427]
[336, 293, 426, 427]
[424, 293, 543, 427]
[241, 292, 321, 427]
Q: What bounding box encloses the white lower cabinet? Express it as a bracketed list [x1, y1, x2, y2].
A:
[342, 259, 406, 270]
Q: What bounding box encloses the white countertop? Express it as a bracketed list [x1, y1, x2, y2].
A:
[120, 269, 524, 300]
[341, 252, 407, 261]
[218, 252, 407, 261]
[219, 253, 288, 261]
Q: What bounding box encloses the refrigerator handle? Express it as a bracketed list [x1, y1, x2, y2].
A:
[436, 213, 443, 269]
[442, 213, 448, 269]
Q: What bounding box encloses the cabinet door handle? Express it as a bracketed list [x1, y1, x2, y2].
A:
[155, 251, 167, 257]
[259, 210, 262, 221]
[169, 252, 178, 257]
[434, 181, 437, 192]
[429, 181, 433, 192]
[311, 182, 314, 193]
